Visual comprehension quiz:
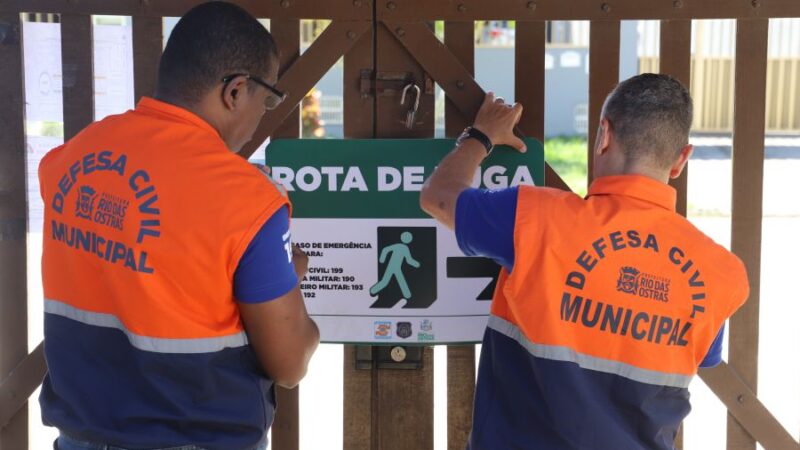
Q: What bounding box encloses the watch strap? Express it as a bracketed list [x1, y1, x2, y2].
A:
[464, 127, 493, 154]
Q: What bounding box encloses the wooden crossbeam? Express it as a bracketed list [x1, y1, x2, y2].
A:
[238, 20, 370, 160]
[382, 20, 572, 192]
[0, 344, 45, 430]
[699, 363, 799, 450]
[4, 0, 800, 19]
[0, 0, 371, 20]
[376, 0, 800, 20]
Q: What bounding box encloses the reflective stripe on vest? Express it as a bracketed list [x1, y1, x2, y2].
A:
[488, 314, 693, 388]
[45, 299, 249, 353]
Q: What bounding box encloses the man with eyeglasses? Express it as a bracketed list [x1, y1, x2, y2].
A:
[37, 3, 318, 449]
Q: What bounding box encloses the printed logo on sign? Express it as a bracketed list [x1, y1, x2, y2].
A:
[396, 322, 412, 339]
[616, 266, 670, 303]
[417, 319, 434, 341]
[374, 321, 392, 339]
[75, 186, 97, 220]
[417, 332, 435, 342]
[420, 319, 433, 333]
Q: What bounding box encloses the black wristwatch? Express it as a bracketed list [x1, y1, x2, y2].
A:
[456, 126, 494, 155]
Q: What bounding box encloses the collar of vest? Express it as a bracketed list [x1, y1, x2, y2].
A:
[587, 175, 677, 211]
[135, 97, 221, 139]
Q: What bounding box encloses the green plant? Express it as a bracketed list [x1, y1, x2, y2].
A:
[543, 136, 588, 196]
[302, 88, 325, 138]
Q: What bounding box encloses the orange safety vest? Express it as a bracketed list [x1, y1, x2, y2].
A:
[38, 97, 289, 448]
[470, 175, 749, 449]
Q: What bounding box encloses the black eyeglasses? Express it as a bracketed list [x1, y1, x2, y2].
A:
[221, 73, 287, 109]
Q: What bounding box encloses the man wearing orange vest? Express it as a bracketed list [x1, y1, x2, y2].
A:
[38, 3, 318, 449]
[421, 74, 749, 449]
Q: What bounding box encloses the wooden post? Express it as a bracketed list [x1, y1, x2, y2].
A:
[60, 13, 94, 139]
[0, 12, 29, 450]
[444, 20, 476, 450]
[132, 16, 162, 103]
[727, 18, 768, 450]
[587, 20, 620, 183]
[369, 20, 435, 449]
[342, 19, 375, 450]
[660, 20, 692, 219]
[515, 22, 546, 142]
[269, 18, 301, 450]
[658, 19, 692, 448]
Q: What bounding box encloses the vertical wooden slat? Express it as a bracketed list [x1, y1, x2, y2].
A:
[343, 31, 375, 140]
[445, 344, 475, 450]
[269, 18, 301, 450]
[60, 13, 94, 139]
[659, 22, 693, 449]
[132, 16, 162, 103]
[443, 20, 476, 450]
[727, 18, 768, 450]
[270, 20, 301, 143]
[342, 20, 375, 450]
[377, 348, 434, 449]
[516, 22, 570, 192]
[587, 20, 620, 183]
[660, 20, 692, 222]
[343, 347, 374, 450]
[372, 21, 435, 450]
[0, 12, 28, 450]
[515, 21, 546, 142]
[444, 21, 474, 134]
[375, 22, 435, 138]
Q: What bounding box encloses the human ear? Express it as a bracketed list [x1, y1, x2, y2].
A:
[669, 144, 693, 179]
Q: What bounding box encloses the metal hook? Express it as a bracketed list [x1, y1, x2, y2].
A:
[401, 84, 421, 129]
[400, 83, 421, 110]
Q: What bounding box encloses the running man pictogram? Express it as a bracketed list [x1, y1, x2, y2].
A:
[369, 231, 420, 299]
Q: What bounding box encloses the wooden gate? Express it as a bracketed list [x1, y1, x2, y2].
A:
[1, 1, 799, 449]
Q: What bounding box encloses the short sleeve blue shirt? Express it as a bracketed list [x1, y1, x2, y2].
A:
[234, 205, 298, 303]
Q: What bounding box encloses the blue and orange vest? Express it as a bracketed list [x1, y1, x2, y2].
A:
[38, 97, 289, 449]
[469, 176, 749, 449]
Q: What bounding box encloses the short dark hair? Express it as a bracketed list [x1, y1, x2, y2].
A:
[602, 73, 693, 169]
[155, 1, 278, 105]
